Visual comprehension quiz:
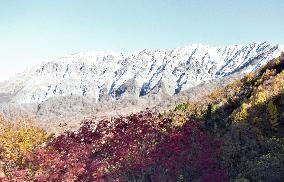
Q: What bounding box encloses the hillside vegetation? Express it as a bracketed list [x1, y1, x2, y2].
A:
[0, 53, 284, 182]
[166, 52, 284, 181]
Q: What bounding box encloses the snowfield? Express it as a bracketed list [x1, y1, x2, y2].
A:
[0, 42, 283, 104]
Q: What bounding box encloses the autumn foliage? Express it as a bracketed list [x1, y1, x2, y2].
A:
[0, 111, 227, 181]
[0, 116, 48, 177]
[1, 54, 284, 181]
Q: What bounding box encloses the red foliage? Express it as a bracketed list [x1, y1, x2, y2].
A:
[147, 122, 227, 181]
[1, 111, 228, 182]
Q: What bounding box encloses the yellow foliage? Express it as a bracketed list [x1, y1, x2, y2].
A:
[267, 101, 278, 131]
[0, 116, 48, 167]
[233, 103, 249, 123]
[272, 70, 284, 95]
[244, 72, 255, 82]
[262, 69, 276, 80]
[253, 91, 267, 107]
[255, 69, 275, 86]
[211, 104, 218, 114]
[172, 115, 187, 127]
[274, 57, 281, 65]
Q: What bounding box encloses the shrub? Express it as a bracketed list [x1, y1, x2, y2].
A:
[1, 111, 227, 181]
[0, 116, 48, 173]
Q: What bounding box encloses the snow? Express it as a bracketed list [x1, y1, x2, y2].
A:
[0, 42, 283, 104]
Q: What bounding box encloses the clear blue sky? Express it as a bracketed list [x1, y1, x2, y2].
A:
[0, 0, 283, 81]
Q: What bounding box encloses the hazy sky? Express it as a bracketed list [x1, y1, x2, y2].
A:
[0, 0, 283, 81]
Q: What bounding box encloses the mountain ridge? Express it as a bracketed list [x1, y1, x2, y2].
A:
[0, 42, 283, 105]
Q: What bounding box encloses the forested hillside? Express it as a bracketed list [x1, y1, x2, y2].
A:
[166, 52, 284, 181]
[0, 53, 283, 181]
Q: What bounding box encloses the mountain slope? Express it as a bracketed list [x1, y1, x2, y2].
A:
[163, 53, 284, 181]
[0, 42, 282, 104]
[1, 54, 284, 182]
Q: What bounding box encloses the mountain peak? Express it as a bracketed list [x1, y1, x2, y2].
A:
[0, 42, 283, 104]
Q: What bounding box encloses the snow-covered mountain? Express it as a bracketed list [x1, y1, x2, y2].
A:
[0, 42, 283, 104]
